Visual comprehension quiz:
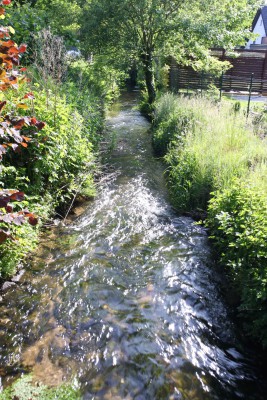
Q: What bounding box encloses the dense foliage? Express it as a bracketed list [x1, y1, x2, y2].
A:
[0, 0, 43, 276]
[81, 0, 259, 104]
[152, 93, 267, 346]
[207, 182, 267, 346]
[0, 1, 117, 278]
[0, 374, 82, 400]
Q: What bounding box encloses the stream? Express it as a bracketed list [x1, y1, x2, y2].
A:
[0, 92, 266, 399]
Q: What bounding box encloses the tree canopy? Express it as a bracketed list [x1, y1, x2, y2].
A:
[81, 0, 260, 103]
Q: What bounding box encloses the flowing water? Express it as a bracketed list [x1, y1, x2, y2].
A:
[0, 92, 266, 399]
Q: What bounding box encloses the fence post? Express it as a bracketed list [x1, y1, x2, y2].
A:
[219, 71, 224, 101]
[261, 51, 267, 94]
[200, 70, 204, 96]
[247, 73, 254, 118]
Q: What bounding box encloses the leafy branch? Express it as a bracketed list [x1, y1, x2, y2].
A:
[0, 0, 44, 244]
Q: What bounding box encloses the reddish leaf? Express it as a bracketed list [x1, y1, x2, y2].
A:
[11, 57, 19, 65]
[10, 191, 24, 201]
[28, 216, 38, 226]
[8, 46, 19, 56]
[30, 117, 37, 125]
[0, 230, 8, 244]
[20, 142, 27, 148]
[18, 44, 27, 53]
[5, 205, 13, 213]
[0, 83, 10, 90]
[22, 135, 31, 142]
[0, 27, 9, 39]
[0, 7, 5, 15]
[20, 67, 27, 72]
[23, 92, 34, 100]
[4, 40, 15, 48]
[0, 100, 6, 111]
[0, 198, 8, 207]
[35, 121, 45, 130]
[12, 118, 25, 130]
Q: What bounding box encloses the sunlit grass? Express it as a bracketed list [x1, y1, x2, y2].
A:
[154, 93, 267, 210]
[153, 92, 267, 346]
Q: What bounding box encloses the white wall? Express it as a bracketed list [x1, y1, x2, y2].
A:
[246, 14, 266, 48]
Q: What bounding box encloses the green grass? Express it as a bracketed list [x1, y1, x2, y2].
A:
[152, 92, 267, 347]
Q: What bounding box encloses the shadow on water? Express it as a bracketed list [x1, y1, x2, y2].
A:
[0, 91, 266, 399]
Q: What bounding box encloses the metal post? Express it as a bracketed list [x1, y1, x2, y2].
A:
[219, 71, 224, 101]
[200, 70, 204, 96]
[176, 66, 179, 94]
[247, 73, 254, 118]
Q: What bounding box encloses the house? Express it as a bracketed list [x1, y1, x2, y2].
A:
[246, 5, 267, 49]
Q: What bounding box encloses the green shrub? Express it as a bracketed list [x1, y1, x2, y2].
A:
[0, 374, 81, 400]
[0, 74, 103, 278]
[166, 149, 212, 211]
[2, 84, 96, 209]
[206, 181, 267, 346]
[0, 222, 39, 279]
[152, 93, 201, 156]
[139, 90, 154, 120]
[67, 58, 125, 105]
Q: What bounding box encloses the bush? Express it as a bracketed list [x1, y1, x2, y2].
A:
[0, 374, 81, 400]
[152, 93, 201, 156]
[2, 83, 96, 209]
[206, 181, 267, 346]
[166, 148, 212, 211]
[66, 57, 125, 106]
[0, 80, 98, 278]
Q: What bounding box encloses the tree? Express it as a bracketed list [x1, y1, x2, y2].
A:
[81, 0, 259, 104]
[6, 0, 82, 48]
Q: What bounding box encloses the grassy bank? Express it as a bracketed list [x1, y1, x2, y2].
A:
[0, 55, 121, 279]
[152, 93, 267, 347]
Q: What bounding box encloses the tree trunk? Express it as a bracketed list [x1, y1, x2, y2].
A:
[141, 50, 156, 104]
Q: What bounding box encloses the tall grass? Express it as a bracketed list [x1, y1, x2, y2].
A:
[153, 94, 267, 211]
[153, 93, 267, 346]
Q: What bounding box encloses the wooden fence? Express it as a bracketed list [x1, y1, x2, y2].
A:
[169, 49, 267, 94]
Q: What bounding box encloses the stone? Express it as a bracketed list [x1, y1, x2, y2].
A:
[1, 281, 16, 292]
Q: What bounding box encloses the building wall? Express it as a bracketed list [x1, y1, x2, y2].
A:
[246, 14, 266, 48]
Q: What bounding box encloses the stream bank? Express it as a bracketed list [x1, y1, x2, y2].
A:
[0, 91, 266, 399]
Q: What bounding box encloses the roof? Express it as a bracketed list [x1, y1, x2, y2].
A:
[252, 6, 267, 35]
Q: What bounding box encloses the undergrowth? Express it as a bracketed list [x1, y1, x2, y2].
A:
[152, 93, 267, 346]
[0, 375, 81, 400]
[0, 29, 122, 279]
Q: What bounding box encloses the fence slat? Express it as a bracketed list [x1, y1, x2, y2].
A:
[169, 51, 267, 94]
